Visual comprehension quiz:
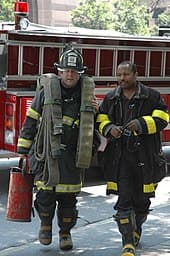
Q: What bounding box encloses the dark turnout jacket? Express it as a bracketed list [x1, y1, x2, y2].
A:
[96, 82, 169, 197]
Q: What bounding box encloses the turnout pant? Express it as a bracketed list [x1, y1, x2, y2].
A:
[34, 190, 78, 233]
[114, 150, 151, 245]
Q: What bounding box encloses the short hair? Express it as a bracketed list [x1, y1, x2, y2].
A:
[118, 61, 137, 73]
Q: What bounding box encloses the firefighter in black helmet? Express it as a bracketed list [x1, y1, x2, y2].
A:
[17, 46, 99, 251]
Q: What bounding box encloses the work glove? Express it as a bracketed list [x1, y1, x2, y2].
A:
[110, 125, 123, 138]
[125, 119, 142, 134]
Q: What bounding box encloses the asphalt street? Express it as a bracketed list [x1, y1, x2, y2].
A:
[0, 177, 169, 256]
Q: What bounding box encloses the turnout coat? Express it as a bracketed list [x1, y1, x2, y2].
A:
[17, 78, 83, 193]
[96, 82, 169, 197]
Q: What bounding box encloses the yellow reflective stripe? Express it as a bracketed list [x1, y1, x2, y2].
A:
[27, 107, 40, 120]
[63, 115, 74, 126]
[143, 183, 155, 193]
[96, 114, 110, 123]
[120, 218, 129, 224]
[55, 183, 82, 193]
[35, 181, 82, 193]
[152, 109, 170, 122]
[107, 181, 118, 191]
[74, 119, 79, 126]
[123, 244, 135, 251]
[62, 115, 79, 127]
[142, 116, 156, 134]
[17, 138, 33, 149]
[36, 181, 53, 190]
[99, 120, 112, 135]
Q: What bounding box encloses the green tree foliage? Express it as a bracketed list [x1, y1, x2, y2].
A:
[71, 0, 114, 30]
[112, 0, 152, 35]
[71, 0, 156, 36]
[0, 0, 15, 22]
[158, 9, 170, 27]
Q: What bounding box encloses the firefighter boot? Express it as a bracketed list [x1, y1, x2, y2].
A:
[59, 232, 73, 251]
[34, 198, 56, 245]
[114, 210, 136, 256]
[39, 224, 52, 245]
[57, 208, 78, 250]
[133, 211, 148, 247]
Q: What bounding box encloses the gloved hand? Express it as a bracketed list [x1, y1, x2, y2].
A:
[125, 119, 141, 134]
[92, 97, 99, 113]
[110, 125, 123, 138]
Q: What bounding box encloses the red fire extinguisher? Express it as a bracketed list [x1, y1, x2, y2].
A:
[6, 158, 34, 222]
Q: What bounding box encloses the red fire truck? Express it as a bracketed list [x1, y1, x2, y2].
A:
[0, 1, 170, 174]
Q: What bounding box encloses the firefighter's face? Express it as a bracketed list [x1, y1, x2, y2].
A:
[116, 64, 137, 89]
[59, 69, 80, 88]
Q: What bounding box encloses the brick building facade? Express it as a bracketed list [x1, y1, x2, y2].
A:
[28, 0, 80, 26]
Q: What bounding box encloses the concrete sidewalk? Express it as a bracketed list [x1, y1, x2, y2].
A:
[0, 177, 169, 255]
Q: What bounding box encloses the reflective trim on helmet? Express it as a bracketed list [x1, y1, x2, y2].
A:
[57, 67, 85, 74]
